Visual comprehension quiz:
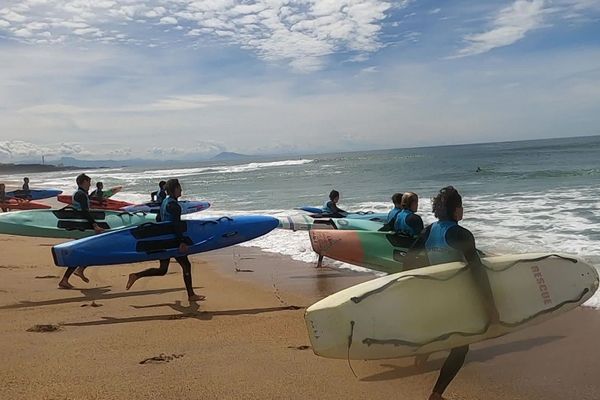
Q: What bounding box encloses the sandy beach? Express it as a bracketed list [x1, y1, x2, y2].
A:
[1, 235, 600, 400]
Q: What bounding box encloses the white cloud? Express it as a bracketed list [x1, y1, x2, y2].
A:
[0, 9, 27, 22]
[0, 19, 11, 27]
[0, 0, 395, 72]
[146, 94, 229, 111]
[455, 0, 547, 58]
[159, 16, 177, 25]
[0, 140, 91, 160]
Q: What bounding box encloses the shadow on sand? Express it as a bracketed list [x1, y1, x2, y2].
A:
[0, 286, 193, 310]
[61, 300, 304, 327]
[359, 335, 564, 382]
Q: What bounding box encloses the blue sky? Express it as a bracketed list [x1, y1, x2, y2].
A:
[0, 0, 599, 161]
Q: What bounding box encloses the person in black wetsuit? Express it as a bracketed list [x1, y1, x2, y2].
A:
[22, 177, 30, 191]
[150, 181, 167, 203]
[404, 186, 499, 400]
[58, 174, 105, 289]
[394, 192, 424, 237]
[90, 182, 104, 200]
[323, 190, 348, 218]
[126, 178, 204, 302]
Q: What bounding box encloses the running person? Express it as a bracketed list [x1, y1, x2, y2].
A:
[58, 174, 105, 289]
[126, 178, 204, 301]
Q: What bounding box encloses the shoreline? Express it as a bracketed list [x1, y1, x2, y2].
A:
[1, 237, 600, 399]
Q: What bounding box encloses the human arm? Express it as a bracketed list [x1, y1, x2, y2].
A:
[403, 224, 432, 270]
[447, 226, 499, 323]
[74, 191, 104, 233]
[165, 201, 187, 251]
[406, 214, 424, 236]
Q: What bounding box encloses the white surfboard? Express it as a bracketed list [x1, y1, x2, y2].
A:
[277, 215, 383, 232]
[305, 253, 598, 360]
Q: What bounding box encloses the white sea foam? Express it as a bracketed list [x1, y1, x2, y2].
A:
[140, 159, 314, 179]
[2, 168, 599, 309]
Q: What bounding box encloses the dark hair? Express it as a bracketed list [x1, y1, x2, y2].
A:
[96, 182, 103, 188]
[76, 173, 91, 185]
[329, 190, 340, 201]
[401, 192, 418, 209]
[164, 178, 181, 196]
[24, 177, 29, 181]
[432, 186, 462, 220]
[391, 192, 403, 206]
[159, 180, 166, 188]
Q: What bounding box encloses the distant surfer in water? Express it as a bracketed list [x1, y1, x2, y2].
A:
[58, 174, 105, 289]
[150, 180, 167, 203]
[404, 186, 499, 400]
[323, 190, 347, 218]
[476, 166, 482, 173]
[126, 178, 205, 302]
[22, 177, 30, 191]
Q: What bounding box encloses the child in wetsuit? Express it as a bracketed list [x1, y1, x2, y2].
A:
[126, 178, 204, 302]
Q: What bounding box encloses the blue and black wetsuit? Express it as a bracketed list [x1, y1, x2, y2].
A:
[405, 220, 493, 397]
[135, 196, 195, 298]
[151, 188, 167, 203]
[323, 200, 347, 218]
[72, 187, 98, 227]
[394, 209, 424, 237]
[379, 207, 402, 232]
[89, 188, 104, 200]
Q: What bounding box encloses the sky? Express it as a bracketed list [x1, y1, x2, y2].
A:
[0, 0, 599, 161]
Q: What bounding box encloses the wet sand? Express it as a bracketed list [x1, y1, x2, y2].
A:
[1, 235, 600, 399]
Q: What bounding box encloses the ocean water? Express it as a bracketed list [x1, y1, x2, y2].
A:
[2, 135, 600, 306]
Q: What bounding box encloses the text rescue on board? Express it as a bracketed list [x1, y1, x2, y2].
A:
[531, 265, 552, 305]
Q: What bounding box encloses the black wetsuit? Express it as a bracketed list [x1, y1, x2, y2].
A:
[90, 188, 104, 200]
[0, 189, 6, 212]
[72, 188, 98, 226]
[151, 188, 167, 203]
[62, 188, 99, 279]
[134, 199, 195, 298]
[405, 222, 492, 396]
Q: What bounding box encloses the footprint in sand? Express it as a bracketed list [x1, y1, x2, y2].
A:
[139, 353, 185, 365]
[80, 301, 103, 308]
[287, 345, 311, 350]
[27, 324, 61, 333]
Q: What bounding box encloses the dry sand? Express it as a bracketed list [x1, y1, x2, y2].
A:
[1, 235, 600, 400]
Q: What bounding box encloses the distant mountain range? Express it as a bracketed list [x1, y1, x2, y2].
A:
[210, 152, 256, 161]
[0, 163, 79, 174]
[1, 152, 275, 171]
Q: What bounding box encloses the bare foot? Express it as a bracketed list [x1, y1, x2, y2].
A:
[126, 273, 138, 290]
[58, 281, 74, 290]
[188, 294, 206, 301]
[74, 267, 89, 283]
